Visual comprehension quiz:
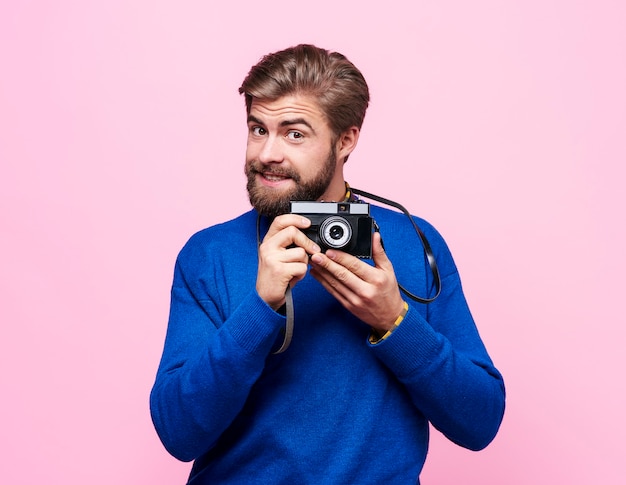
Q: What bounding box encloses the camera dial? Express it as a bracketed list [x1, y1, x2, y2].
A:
[320, 216, 352, 249]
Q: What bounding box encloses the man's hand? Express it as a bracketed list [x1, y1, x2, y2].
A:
[257, 214, 321, 310]
[309, 232, 405, 334]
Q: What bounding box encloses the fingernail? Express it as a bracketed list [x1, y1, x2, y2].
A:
[311, 254, 322, 264]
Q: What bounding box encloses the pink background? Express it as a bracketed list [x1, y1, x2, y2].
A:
[1, 1, 624, 483]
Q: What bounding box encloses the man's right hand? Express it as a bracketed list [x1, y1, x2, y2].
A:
[256, 214, 321, 310]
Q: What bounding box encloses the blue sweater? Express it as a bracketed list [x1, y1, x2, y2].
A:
[150, 206, 505, 484]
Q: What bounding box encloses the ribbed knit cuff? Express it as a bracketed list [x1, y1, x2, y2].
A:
[226, 291, 286, 355]
[368, 307, 444, 379]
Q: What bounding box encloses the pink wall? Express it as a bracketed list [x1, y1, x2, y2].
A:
[1, 1, 624, 483]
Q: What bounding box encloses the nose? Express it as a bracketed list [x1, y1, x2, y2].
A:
[257, 135, 284, 164]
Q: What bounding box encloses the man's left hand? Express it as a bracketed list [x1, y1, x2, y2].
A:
[309, 232, 405, 334]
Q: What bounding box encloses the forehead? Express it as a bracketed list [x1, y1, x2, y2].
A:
[249, 94, 328, 127]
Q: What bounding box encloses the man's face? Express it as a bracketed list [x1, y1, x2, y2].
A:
[245, 95, 345, 218]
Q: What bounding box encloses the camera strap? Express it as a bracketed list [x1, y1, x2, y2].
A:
[350, 187, 442, 304]
[257, 187, 441, 354]
[256, 214, 294, 354]
[273, 286, 295, 354]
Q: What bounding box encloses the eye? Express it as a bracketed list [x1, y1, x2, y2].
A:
[250, 126, 267, 136]
[286, 131, 304, 141]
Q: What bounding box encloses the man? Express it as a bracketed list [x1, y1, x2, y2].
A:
[150, 44, 505, 484]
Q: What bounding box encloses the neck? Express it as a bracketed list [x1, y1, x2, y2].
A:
[319, 178, 348, 203]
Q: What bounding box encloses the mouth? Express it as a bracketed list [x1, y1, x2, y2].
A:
[261, 172, 290, 182]
[255, 168, 296, 188]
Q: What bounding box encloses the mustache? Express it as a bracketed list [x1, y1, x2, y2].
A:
[246, 162, 301, 182]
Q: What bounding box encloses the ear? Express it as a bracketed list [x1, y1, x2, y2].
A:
[335, 126, 360, 162]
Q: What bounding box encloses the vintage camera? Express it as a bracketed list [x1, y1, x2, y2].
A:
[290, 201, 373, 258]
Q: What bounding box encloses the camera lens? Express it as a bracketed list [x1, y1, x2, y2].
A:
[319, 216, 352, 249]
[329, 225, 344, 240]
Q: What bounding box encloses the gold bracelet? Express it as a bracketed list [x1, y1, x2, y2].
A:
[369, 301, 409, 344]
[393, 300, 409, 326]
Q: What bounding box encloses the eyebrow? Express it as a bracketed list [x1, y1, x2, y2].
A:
[247, 115, 316, 133]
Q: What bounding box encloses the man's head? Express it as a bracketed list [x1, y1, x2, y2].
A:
[239, 44, 370, 139]
[240, 45, 370, 217]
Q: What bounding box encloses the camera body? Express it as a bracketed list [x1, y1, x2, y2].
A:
[290, 201, 373, 258]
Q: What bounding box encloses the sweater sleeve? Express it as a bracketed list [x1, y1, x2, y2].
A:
[149, 255, 286, 462]
[368, 223, 505, 451]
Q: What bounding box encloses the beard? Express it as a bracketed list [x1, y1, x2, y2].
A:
[245, 148, 337, 218]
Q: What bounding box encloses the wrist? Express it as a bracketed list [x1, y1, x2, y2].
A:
[369, 300, 409, 344]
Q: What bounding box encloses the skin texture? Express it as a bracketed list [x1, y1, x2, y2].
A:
[245, 94, 405, 333]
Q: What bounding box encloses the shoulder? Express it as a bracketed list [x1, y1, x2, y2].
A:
[370, 204, 458, 278]
[370, 205, 446, 248]
[177, 210, 258, 264]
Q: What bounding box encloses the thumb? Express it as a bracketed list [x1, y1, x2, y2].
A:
[372, 232, 392, 270]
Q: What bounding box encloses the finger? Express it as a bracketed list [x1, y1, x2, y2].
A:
[371, 232, 393, 271]
[310, 252, 362, 293]
[309, 264, 352, 303]
[265, 214, 311, 238]
[283, 246, 309, 263]
[319, 249, 374, 282]
[260, 225, 318, 254]
[263, 217, 321, 254]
